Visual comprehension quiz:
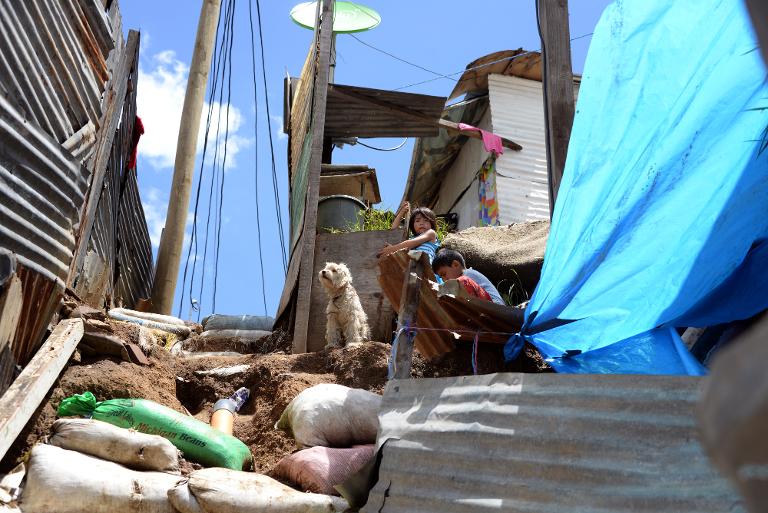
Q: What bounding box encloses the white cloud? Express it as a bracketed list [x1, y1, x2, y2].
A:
[271, 114, 287, 141]
[137, 51, 250, 171]
[141, 187, 192, 250]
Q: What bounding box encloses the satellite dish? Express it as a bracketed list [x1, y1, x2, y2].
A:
[290, 1, 381, 34]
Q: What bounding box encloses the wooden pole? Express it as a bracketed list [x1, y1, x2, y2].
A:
[392, 258, 424, 379]
[0, 319, 84, 461]
[291, 0, 335, 353]
[538, 0, 575, 217]
[151, 0, 222, 314]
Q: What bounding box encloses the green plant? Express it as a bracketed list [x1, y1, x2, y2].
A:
[496, 269, 529, 307]
[323, 207, 451, 241]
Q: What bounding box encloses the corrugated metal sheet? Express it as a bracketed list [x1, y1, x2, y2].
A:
[489, 74, 580, 223]
[0, 0, 114, 144]
[378, 251, 523, 358]
[0, 93, 88, 285]
[114, 167, 153, 307]
[364, 373, 742, 513]
[450, 49, 543, 100]
[489, 74, 550, 223]
[325, 84, 446, 139]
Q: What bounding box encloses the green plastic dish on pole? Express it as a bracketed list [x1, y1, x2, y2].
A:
[290, 1, 381, 33]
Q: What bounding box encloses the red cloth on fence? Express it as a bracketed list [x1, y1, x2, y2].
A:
[457, 122, 504, 156]
[127, 116, 145, 170]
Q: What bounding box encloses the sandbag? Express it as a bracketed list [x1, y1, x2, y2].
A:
[185, 330, 271, 353]
[19, 444, 180, 513]
[58, 392, 252, 470]
[202, 314, 274, 332]
[109, 309, 191, 337]
[272, 445, 374, 495]
[275, 384, 381, 448]
[49, 418, 180, 472]
[168, 467, 347, 513]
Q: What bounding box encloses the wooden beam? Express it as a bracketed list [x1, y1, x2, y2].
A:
[292, 0, 335, 354]
[538, 0, 575, 216]
[68, 31, 140, 286]
[439, 119, 522, 152]
[0, 319, 84, 461]
[329, 85, 523, 151]
[392, 258, 424, 379]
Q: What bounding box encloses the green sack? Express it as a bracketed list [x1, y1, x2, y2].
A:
[58, 392, 252, 470]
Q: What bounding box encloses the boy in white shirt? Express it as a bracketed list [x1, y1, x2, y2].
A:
[431, 249, 505, 305]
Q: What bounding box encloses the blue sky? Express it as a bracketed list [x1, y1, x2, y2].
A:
[121, 0, 613, 320]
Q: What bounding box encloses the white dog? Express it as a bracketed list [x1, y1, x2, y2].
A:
[318, 262, 370, 348]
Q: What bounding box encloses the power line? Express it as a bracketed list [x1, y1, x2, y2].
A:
[255, 0, 288, 273]
[356, 138, 409, 151]
[393, 32, 594, 92]
[347, 34, 451, 82]
[247, 0, 268, 316]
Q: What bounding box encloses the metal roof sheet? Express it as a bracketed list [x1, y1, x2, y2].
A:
[449, 49, 543, 101]
[364, 373, 742, 513]
[325, 84, 446, 138]
[320, 164, 381, 204]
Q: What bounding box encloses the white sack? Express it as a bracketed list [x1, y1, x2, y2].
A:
[168, 467, 347, 513]
[20, 444, 180, 513]
[275, 383, 381, 447]
[49, 418, 180, 472]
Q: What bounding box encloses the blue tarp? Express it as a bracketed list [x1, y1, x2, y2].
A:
[506, 0, 768, 375]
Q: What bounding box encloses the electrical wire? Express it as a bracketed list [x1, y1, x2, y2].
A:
[347, 34, 450, 81]
[178, 2, 225, 319]
[247, 0, 268, 316]
[255, 0, 289, 273]
[393, 32, 593, 92]
[355, 138, 409, 151]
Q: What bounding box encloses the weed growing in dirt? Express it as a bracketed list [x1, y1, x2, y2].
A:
[326, 208, 450, 241]
[497, 268, 529, 307]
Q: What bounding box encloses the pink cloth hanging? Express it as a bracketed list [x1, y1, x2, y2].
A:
[458, 122, 504, 156]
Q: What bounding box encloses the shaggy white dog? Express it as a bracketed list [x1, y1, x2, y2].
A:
[318, 262, 370, 348]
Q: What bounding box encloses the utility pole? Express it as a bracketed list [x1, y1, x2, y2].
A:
[151, 0, 221, 315]
[538, 0, 575, 217]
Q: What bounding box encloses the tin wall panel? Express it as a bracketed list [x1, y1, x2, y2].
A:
[489, 74, 579, 223]
[488, 75, 550, 223]
[0, 0, 114, 144]
[114, 168, 153, 307]
[0, 94, 88, 285]
[364, 373, 742, 513]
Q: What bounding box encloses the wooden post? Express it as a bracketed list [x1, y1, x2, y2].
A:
[392, 257, 424, 379]
[538, 0, 575, 216]
[0, 319, 84, 461]
[292, 0, 335, 353]
[151, 0, 222, 314]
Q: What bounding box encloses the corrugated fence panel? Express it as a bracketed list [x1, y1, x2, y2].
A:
[0, 0, 114, 144]
[114, 168, 153, 307]
[489, 75, 550, 223]
[364, 373, 742, 513]
[0, 94, 88, 285]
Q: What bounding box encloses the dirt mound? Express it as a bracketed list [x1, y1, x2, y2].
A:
[1, 331, 547, 476]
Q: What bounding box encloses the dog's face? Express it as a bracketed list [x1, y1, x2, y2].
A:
[318, 262, 352, 291]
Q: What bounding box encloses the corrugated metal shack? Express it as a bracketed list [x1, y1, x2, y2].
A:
[0, 0, 152, 395]
[405, 50, 580, 229]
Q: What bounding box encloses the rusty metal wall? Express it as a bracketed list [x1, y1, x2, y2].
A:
[75, 31, 152, 309]
[0, 1, 151, 382]
[0, 0, 114, 145]
[364, 373, 742, 513]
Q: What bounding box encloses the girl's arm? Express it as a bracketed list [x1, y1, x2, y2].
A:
[377, 229, 436, 258]
[390, 201, 409, 230]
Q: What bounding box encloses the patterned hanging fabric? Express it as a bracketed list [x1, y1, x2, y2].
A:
[478, 155, 500, 226]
